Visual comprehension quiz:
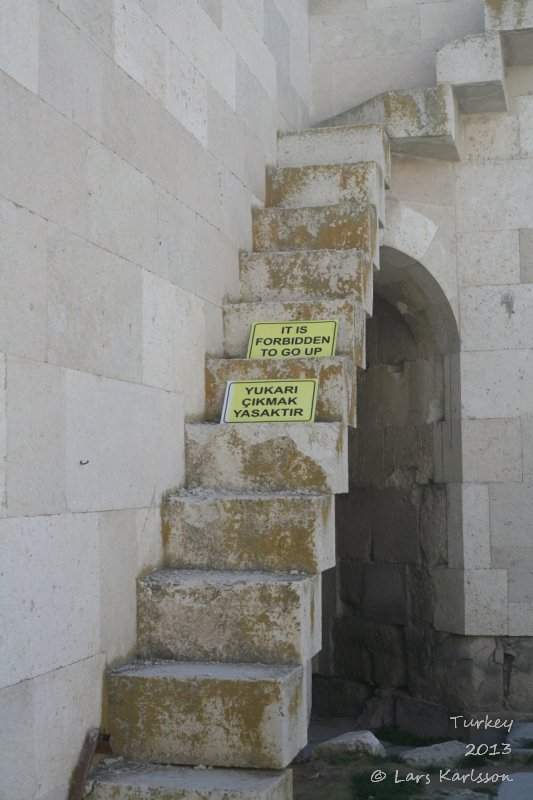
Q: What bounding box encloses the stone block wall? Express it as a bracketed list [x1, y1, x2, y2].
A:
[0, 2, 309, 797]
[310, 0, 486, 121]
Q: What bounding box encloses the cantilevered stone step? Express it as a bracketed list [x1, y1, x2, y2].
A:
[277, 124, 390, 188]
[162, 490, 335, 574]
[137, 569, 321, 665]
[485, 0, 533, 66]
[252, 203, 378, 262]
[318, 84, 460, 161]
[85, 758, 292, 800]
[266, 162, 385, 227]
[436, 32, 507, 113]
[223, 299, 366, 365]
[185, 422, 348, 494]
[206, 356, 357, 425]
[238, 249, 372, 312]
[107, 661, 307, 769]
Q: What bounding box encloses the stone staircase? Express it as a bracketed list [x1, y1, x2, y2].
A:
[85, 123, 386, 798]
[85, 2, 531, 797]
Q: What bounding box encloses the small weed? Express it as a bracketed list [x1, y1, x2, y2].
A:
[352, 770, 425, 799]
[375, 727, 448, 748]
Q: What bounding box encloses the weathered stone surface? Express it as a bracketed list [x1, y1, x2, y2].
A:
[266, 161, 385, 227]
[433, 567, 509, 635]
[436, 32, 507, 113]
[85, 758, 292, 800]
[462, 418, 522, 484]
[162, 490, 335, 574]
[310, 731, 385, 761]
[394, 693, 451, 739]
[206, 356, 357, 425]
[319, 85, 460, 161]
[238, 249, 371, 310]
[485, 0, 533, 32]
[362, 562, 408, 626]
[223, 299, 366, 365]
[107, 661, 306, 769]
[137, 569, 321, 665]
[402, 740, 465, 768]
[252, 203, 378, 263]
[277, 124, 391, 187]
[185, 422, 348, 494]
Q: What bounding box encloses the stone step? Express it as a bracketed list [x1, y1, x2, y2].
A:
[252, 203, 378, 264]
[106, 661, 307, 769]
[485, 1, 533, 66]
[265, 161, 385, 227]
[206, 356, 357, 425]
[277, 123, 390, 188]
[436, 32, 507, 113]
[161, 490, 335, 574]
[318, 84, 460, 161]
[238, 249, 372, 312]
[86, 758, 292, 800]
[222, 299, 366, 365]
[137, 569, 321, 665]
[185, 422, 348, 494]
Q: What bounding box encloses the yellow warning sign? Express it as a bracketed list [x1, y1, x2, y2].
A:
[221, 379, 318, 423]
[247, 320, 338, 359]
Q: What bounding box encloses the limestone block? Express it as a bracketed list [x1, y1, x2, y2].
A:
[136, 506, 163, 574]
[0, 513, 99, 687]
[185, 422, 348, 493]
[1, 71, 88, 235]
[107, 661, 307, 769]
[166, 42, 208, 145]
[403, 740, 465, 768]
[455, 160, 533, 232]
[362, 562, 408, 626]
[223, 299, 366, 365]
[485, 0, 533, 32]
[101, 63, 179, 200]
[252, 204, 378, 266]
[235, 58, 277, 157]
[508, 566, 533, 603]
[219, 166, 254, 250]
[518, 96, 533, 158]
[436, 33, 507, 113]
[509, 603, 533, 636]
[53, 0, 114, 54]
[0, 0, 39, 92]
[143, 274, 207, 413]
[99, 510, 137, 663]
[264, 0, 290, 75]
[433, 567, 466, 634]
[447, 483, 491, 570]
[222, 0, 276, 98]
[0, 354, 5, 519]
[462, 350, 533, 418]
[462, 114, 520, 162]
[266, 162, 384, 226]
[310, 5, 419, 65]
[291, 37, 310, 105]
[0, 654, 104, 800]
[114, 0, 167, 103]
[162, 490, 334, 574]
[319, 85, 460, 162]
[87, 141, 156, 269]
[464, 569, 508, 635]
[520, 228, 533, 283]
[239, 248, 370, 309]
[47, 225, 143, 382]
[462, 418, 522, 483]
[40, 1, 106, 138]
[277, 125, 391, 188]
[310, 731, 385, 760]
[138, 569, 321, 664]
[0, 198, 47, 361]
[490, 480, 533, 548]
[390, 155, 454, 208]
[6, 357, 65, 516]
[86, 759, 292, 800]
[206, 356, 357, 425]
[460, 285, 533, 351]
[419, 0, 485, 48]
[457, 230, 520, 286]
[66, 371, 184, 512]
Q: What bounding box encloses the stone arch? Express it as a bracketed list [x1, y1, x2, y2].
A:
[312, 239, 483, 732]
